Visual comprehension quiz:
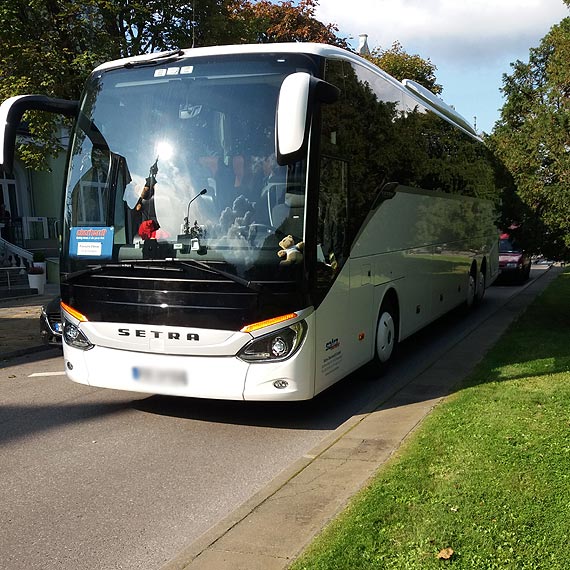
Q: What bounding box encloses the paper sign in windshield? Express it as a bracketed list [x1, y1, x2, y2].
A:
[70, 227, 114, 258]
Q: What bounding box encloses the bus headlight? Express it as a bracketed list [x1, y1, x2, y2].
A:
[63, 320, 94, 350]
[238, 321, 306, 363]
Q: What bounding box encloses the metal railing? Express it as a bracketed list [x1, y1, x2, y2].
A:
[2, 217, 60, 246]
[0, 266, 28, 290]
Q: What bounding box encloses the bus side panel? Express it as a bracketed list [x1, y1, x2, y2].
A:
[353, 189, 494, 340]
[354, 191, 435, 340]
[347, 257, 375, 368]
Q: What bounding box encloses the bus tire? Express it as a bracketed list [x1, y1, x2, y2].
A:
[475, 264, 486, 304]
[373, 297, 399, 371]
[466, 266, 477, 308]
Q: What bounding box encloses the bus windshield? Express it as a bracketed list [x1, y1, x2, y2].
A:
[62, 54, 314, 280]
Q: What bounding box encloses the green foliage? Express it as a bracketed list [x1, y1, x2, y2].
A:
[293, 271, 570, 570]
[228, 0, 345, 46]
[365, 41, 442, 94]
[490, 16, 570, 260]
[0, 0, 105, 169]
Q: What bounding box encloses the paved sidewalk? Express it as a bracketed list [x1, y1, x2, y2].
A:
[0, 283, 60, 360]
[161, 265, 562, 570]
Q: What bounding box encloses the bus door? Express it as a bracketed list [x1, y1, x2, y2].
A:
[313, 155, 352, 393]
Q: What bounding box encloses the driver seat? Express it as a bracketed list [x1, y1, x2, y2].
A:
[271, 191, 304, 239]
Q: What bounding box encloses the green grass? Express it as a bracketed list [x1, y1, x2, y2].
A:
[292, 271, 570, 570]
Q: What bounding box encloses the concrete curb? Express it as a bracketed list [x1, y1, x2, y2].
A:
[161, 265, 560, 570]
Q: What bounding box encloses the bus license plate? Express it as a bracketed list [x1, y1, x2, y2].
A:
[132, 366, 188, 387]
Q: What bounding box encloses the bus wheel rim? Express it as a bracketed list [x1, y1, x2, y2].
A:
[377, 312, 395, 362]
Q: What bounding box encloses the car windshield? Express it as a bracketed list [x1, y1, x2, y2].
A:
[62, 53, 315, 279]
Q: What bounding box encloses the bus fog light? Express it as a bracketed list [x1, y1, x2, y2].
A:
[273, 379, 289, 389]
[238, 321, 306, 363]
[63, 320, 94, 350]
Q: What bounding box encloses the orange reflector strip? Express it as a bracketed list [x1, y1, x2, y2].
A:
[240, 312, 298, 334]
[60, 301, 89, 322]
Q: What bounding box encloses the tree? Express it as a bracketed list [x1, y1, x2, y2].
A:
[228, 0, 345, 46]
[0, 0, 108, 168]
[364, 41, 442, 94]
[490, 14, 570, 260]
[95, 0, 242, 54]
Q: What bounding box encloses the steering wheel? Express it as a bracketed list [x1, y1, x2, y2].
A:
[248, 223, 287, 247]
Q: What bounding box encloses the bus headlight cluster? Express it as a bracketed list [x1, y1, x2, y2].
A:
[238, 321, 306, 363]
[63, 320, 94, 350]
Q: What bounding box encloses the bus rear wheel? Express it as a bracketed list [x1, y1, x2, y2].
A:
[373, 299, 399, 371]
[476, 267, 486, 304]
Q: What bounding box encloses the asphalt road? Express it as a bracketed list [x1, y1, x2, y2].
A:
[0, 267, 550, 570]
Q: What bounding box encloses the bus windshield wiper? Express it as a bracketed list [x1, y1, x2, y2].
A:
[63, 264, 127, 282]
[177, 259, 263, 293]
[66, 259, 263, 293]
[63, 261, 189, 283]
[124, 50, 184, 69]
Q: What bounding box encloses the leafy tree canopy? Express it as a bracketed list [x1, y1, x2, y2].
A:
[228, 0, 344, 45]
[490, 13, 570, 260]
[0, 0, 108, 167]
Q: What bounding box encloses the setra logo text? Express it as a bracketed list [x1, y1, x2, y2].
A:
[118, 328, 200, 341]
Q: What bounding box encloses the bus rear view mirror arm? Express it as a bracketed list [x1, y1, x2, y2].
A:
[0, 95, 79, 174]
[275, 72, 340, 166]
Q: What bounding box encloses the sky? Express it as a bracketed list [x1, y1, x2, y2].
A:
[314, 0, 569, 134]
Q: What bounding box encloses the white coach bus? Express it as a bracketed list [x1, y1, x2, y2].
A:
[0, 43, 499, 400]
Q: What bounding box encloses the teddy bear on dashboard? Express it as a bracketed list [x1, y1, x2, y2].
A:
[277, 234, 304, 265]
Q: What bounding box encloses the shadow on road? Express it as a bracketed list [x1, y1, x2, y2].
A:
[0, 401, 132, 446]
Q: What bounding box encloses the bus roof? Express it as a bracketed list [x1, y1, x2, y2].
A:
[93, 42, 478, 139]
[94, 43, 358, 71]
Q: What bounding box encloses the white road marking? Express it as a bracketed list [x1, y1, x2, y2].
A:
[28, 371, 67, 377]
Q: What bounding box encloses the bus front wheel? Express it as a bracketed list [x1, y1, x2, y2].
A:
[373, 299, 399, 370]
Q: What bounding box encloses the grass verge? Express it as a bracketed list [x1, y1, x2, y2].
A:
[292, 270, 570, 570]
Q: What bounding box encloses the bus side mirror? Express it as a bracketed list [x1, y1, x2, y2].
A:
[0, 95, 78, 174]
[275, 73, 340, 166]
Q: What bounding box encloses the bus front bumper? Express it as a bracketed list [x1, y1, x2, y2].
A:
[62, 343, 315, 401]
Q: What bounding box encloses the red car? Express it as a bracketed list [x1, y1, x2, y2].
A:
[498, 233, 531, 282]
